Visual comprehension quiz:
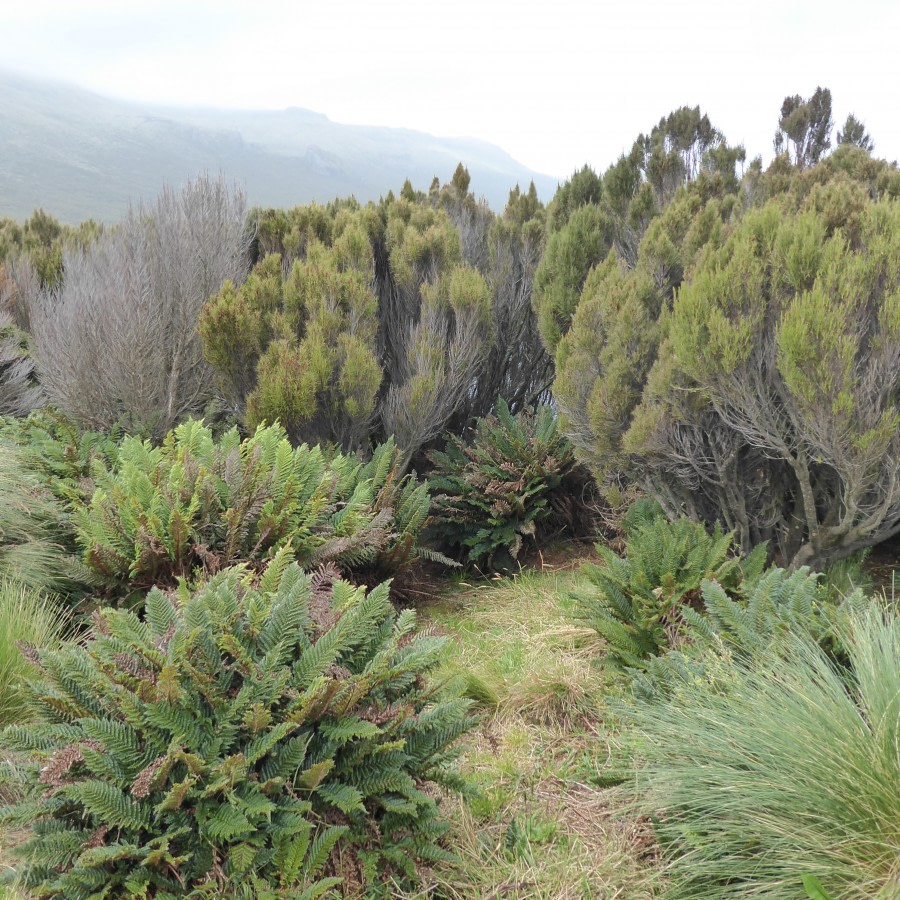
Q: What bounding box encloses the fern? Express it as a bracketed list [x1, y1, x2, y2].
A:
[630, 566, 862, 701]
[575, 513, 753, 670]
[428, 399, 592, 569]
[0, 557, 475, 896]
[73, 422, 433, 602]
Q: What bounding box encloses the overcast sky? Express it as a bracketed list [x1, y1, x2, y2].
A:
[4, 0, 898, 178]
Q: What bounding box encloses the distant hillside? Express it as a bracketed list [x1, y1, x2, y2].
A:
[0, 72, 558, 223]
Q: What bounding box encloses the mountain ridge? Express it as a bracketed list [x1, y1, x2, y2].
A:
[0, 71, 559, 223]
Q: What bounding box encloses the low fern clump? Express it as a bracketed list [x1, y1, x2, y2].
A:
[76, 420, 432, 601]
[626, 603, 900, 899]
[575, 514, 767, 670]
[0, 552, 474, 897]
[631, 566, 863, 700]
[428, 400, 587, 570]
[0, 410, 121, 513]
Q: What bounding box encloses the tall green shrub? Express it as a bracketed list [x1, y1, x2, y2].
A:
[0, 554, 475, 897]
[200, 214, 384, 450]
[549, 147, 900, 570]
[204, 182, 549, 467]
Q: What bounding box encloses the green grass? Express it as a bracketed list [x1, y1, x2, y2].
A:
[0, 579, 69, 728]
[0, 441, 71, 594]
[624, 601, 900, 899]
[397, 557, 659, 898]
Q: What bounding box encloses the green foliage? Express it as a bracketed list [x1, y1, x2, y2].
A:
[0, 410, 120, 513]
[0, 211, 102, 290]
[200, 212, 384, 451]
[0, 437, 74, 593]
[538, 106, 743, 445]
[774, 87, 834, 169]
[625, 602, 900, 898]
[427, 401, 584, 569]
[836, 114, 874, 153]
[553, 185, 734, 481]
[649, 194, 900, 567]
[229, 181, 551, 467]
[532, 204, 614, 353]
[620, 497, 665, 536]
[575, 515, 756, 670]
[75, 420, 433, 601]
[0, 579, 69, 727]
[206, 191, 520, 466]
[546, 166, 604, 234]
[552, 142, 900, 570]
[631, 566, 863, 700]
[0, 556, 475, 896]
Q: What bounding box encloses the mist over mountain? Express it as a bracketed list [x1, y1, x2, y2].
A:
[0, 71, 558, 223]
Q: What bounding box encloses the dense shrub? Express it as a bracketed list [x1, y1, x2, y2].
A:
[75, 420, 432, 601]
[0, 555, 475, 897]
[19, 176, 250, 439]
[625, 603, 900, 899]
[551, 147, 900, 570]
[205, 177, 551, 467]
[533, 106, 743, 356]
[200, 221, 383, 450]
[427, 400, 587, 569]
[0, 579, 69, 727]
[575, 515, 767, 670]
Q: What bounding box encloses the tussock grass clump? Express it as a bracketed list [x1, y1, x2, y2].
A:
[627, 602, 900, 899]
[0, 580, 68, 727]
[0, 440, 71, 593]
[436, 569, 605, 728]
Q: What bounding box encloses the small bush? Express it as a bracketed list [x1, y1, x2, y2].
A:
[625, 602, 900, 899]
[75, 420, 432, 602]
[575, 515, 767, 670]
[428, 400, 587, 569]
[0, 554, 475, 897]
[22, 176, 250, 440]
[0, 579, 69, 727]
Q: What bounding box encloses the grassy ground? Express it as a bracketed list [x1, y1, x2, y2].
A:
[398, 550, 659, 899]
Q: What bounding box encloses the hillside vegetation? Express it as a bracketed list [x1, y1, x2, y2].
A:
[0, 85, 897, 898]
